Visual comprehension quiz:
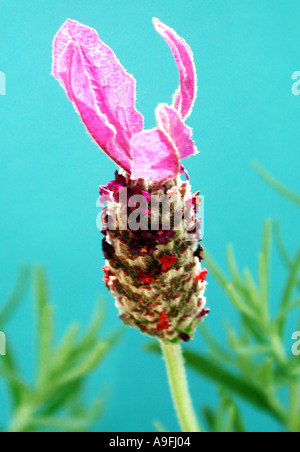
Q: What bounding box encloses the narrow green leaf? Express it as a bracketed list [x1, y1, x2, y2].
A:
[0, 267, 29, 327]
[0, 365, 29, 397]
[185, 351, 285, 422]
[226, 245, 247, 295]
[32, 415, 90, 432]
[278, 249, 300, 335]
[199, 325, 233, 363]
[203, 250, 229, 290]
[1, 347, 24, 408]
[258, 253, 269, 316]
[34, 397, 104, 432]
[202, 406, 215, 432]
[262, 220, 272, 266]
[39, 380, 83, 416]
[259, 220, 272, 313]
[50, 323, 80, 373]
[231, 404, 246, 433]
[67, 301, 107, 361]
[33, 267, 54, 379]
[153, 421, 168, 432]
[281, 249, 300, 308]
[243, 268, 260, 307]
[204, 389, 246, 432]
[257, 359, 274, 394]
[204, 250, 262, 325]
[224, 402, 245, 433]
[238, 314, 266, 344]
[274, 221, 300, 291]
[274, 297, 300, 328]
[252, 161, 300, 207]
[54, 338, 115, 388]
[273, 220, 291, 267]
[225, 283, 260, 324]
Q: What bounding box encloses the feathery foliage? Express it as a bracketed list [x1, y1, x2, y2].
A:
[0, 267, 120, 432]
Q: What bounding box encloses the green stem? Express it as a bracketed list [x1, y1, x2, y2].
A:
[289, 382, 299, 432]
[161, 341, 201, 432]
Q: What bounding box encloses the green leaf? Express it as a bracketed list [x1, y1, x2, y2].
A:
[223, 401, 245, 433]
[33, 398, 104, 432]
[280, 249, 300, 308]
[225, 283, 259, 324]
[226, 245, 247, 296]
[0, 364, 30, 398]
[231, 406, 246, 433]
[33, 267, 54, 381]
[32, 415, 90, 432]
[274, 297, 300, 328]
[257, 359, 274, 393]
[202, 406, 215, 432]
[74, 299, 106, 356]
[153, 421, 168, 432]
[184, 351, 285, 422]
[38, 380, 83, 416]
[1, 267, 118, 432]
[273, 220, 291, 267]
[0, 267, 29, 327]
[278, 249, 300, 335]
[258, 220, 272, 315]
[54, 335, 119, 389]
[205, 250, 262, 325]
[243, 268, 260, 308]
[203, 250, 229, 290]
[274, 221, 300, 291]
[203, 391, 246, 432]
[49, 323, 80, 376]
[199, 325, 233, 363]
[1, 347, 25, 408]
[252, 161, 300, 207]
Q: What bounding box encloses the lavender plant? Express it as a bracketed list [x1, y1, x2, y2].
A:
[52, 18, 208, 432]
[0, 268, 119, 432]
[51, 17, 299, 432]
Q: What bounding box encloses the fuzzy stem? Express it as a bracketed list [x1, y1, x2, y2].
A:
[160, 341, 201, 432]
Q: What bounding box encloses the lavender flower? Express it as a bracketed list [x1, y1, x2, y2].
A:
[52, 18, 209, 344]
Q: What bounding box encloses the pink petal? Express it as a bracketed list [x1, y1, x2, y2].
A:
[53, 41, 132, 172]
[52, 19, 144, 171]
[130, 129, 180, 181]
[153, 18, 197, 121]
[156, 103, 198, 159]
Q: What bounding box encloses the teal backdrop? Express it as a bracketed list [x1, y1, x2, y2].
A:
[0, 0, 299, 432]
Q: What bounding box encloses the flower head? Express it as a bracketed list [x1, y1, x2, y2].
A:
[52, 18, 209, 343]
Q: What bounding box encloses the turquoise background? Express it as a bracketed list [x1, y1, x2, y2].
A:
[0, 0, 299, 432]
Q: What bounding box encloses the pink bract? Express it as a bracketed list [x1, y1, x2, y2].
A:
[52, 18, 198, 181]
[152, 18, 197, 121]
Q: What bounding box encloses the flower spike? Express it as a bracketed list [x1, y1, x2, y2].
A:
[53, 18, 208, 343]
